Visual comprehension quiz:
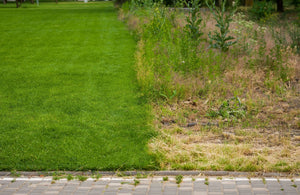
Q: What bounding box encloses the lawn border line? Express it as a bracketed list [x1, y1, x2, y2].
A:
[1, 171, 298, 178]
[0, 177, 299, 182]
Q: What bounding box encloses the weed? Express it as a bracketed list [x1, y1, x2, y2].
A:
[117, 171, 126, 177]
[176, 175, 183, 184]
[51, 181, 55, 184]
[11, 179, 16, 183]
[262, 177, 266, 184]
[207, 97, 246, 119]
[67, 174, 74, 181]
[281, 188, 284, 191]
[206, 0, 237, 52]
[163, 176, 169, 181]
[136, 173, 148, 179]
[204, 181, 209, 185]
[134, 179, 140, 186]
[217, 176, 222, 180]
[77, 175, 88, 182]
[10, 170, 20, 177]
[52, 176, 61, 181]
[92, 174, 102, 180]
[184, 0, 204, 42]
[291, 184, 297, 188]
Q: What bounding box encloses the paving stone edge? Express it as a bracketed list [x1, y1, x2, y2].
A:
[0, 171, 298, 177]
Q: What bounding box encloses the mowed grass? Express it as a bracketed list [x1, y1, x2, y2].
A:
[0, 2, 157, 170]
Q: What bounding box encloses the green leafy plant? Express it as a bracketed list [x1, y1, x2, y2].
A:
[77, 175, 88, 182]
[207, 96, 246, 119]
[10, 170, 20, 177]
[134, 179, 140, 186]
[204, 177, 209, 185]
[184, 0, 204, 42]
[92, 173, 102, 180]
[206, 0, 237, 52]
[249, 0, 274, 20]
[53, 176, 61, 181]
[67, 174, 74, 181]
[163, 176, 169, 181]
[136, 173, 148, 179]
[176, 175, 183, 184]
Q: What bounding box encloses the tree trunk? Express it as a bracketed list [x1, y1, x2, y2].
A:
[3, 0, 7, 4]
[277, 0, 284, 12]
[16, 0, 19, 8]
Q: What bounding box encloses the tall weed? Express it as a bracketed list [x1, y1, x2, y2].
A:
[206, 0, 237, 52]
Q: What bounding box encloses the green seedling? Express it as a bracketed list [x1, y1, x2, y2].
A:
[77, 175, 88, 182]
[134, 179, 140, 186]
[67, 174, 74, 181]
[176, 175, 183, 184]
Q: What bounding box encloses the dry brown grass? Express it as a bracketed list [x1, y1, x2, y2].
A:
[119, 7, 300, 172]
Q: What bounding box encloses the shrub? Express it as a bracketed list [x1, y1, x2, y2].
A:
[249, 0, 274, 20]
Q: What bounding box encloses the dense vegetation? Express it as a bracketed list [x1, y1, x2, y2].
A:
[119, 0, 300, 172]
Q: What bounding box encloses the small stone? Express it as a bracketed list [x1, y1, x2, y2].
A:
[187, 122, 197, 127]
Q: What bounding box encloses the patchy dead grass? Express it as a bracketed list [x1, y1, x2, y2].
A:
[119, 7, 300, 173]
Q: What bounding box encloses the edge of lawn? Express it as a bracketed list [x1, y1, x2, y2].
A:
[0, 170, 298, 177]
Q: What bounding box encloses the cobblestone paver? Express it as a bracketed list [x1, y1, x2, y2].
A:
[0, 177, 299, 195]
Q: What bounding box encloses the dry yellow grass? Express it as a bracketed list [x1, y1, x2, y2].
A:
[119, 7, 300, 172]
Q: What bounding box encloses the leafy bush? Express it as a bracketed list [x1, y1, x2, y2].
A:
[249, 0, 274, 20]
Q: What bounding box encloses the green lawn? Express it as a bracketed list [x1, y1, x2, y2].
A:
[0, 2, 157, 170]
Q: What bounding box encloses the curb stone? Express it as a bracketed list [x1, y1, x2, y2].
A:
[1, 171, 298, 178]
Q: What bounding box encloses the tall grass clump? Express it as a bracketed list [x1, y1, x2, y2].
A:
[120, 0, 298, 103]
[119, 0, 299, 173]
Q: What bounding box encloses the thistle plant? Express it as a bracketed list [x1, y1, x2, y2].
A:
[184, 0, 204, 42]
[206, 0, 238, 52]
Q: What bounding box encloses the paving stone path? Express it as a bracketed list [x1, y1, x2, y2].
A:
[0, 177, 299, 195]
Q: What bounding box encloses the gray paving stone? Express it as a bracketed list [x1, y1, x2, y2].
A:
[163, 191, 177, 195]
[193, 191, 207, 195]
[163, 193, 177, 195]
[208, 187, 222, 192]
[224, 192, 238, 195]
[236, 181, 250, 185]
[223, 184, 236, 189]
[148, 191, 162, 195]
[238, 189, 253, 194]
[16, 190, 31, 194]
[73, 192, 88, 195]
[1, 176, 300, 195]
[134, 186, 148, 191]
[0, 192, 14, 195]
[133, 193, 147, 195]
[178, 189, 192, 195]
